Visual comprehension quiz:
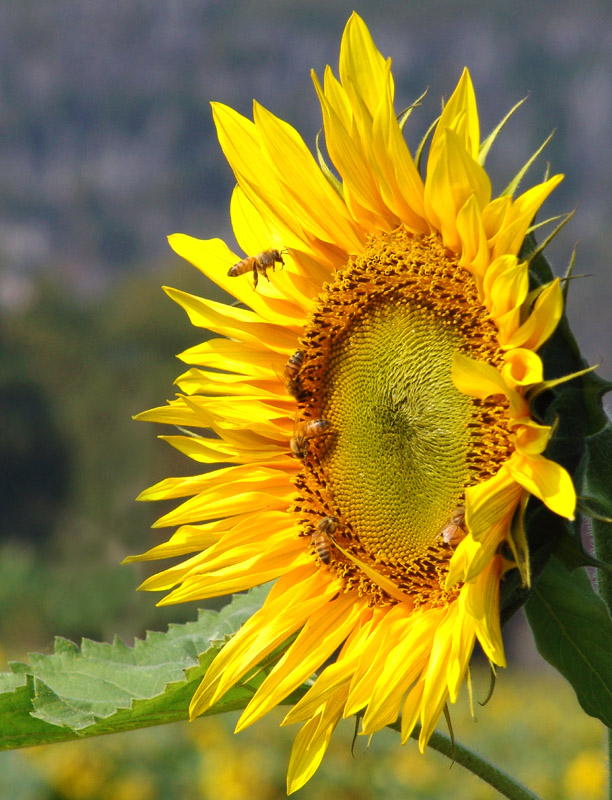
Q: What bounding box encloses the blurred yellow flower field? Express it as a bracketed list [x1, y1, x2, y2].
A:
[5, 667, 604, 799]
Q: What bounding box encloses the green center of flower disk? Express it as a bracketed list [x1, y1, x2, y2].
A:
[294, 227, 512, 606]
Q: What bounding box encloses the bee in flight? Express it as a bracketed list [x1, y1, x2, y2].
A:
[284, 349, 305, 398]
[290, 418, 331, 459]
[227, 249, 285, 289]
[439, 506, 466, 545]
[311, 516, 339, 565]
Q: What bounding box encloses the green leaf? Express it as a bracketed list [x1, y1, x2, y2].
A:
[525, 557, 612, 728]
[553, 526, 611, 572]
[0, 585, 305, 750]
[584, 423, 612, 520]
[583, 422, 612, 622]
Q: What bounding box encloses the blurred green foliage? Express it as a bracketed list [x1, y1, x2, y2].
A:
[0, 260, 231, 653]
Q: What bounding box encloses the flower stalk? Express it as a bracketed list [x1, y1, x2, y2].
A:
[391, 721, 542, 800]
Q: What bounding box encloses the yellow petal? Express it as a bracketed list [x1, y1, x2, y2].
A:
[189, 568, 337, 717]
[152, 482, 294, 529]
[168, 233, 305, 327]
[159, 544, 311, 605]
[501, 279, 563, 351]
[313, 70, 392, 229]
[123, 515, 250, 562]
[511, 418, 551, 456]
[177, 337, 288, 378]
[465, 464, 523, 540]
[430, 68, 480, 161]
[253, 101, 364, 253]
[465, 556, 506, 666]
[482, 195, 512, 242]
[492, 175, 563, 259]
[452, 352, 507, 399]
[286, 690, 347, 795]
[371, 63, 428, 231]
[344, 605, 408, 716]
[452, 352, 528, 418]
[138, 463, 286, 503]
[456, 193, 489, 279]
[483, 255, 528, 319]
[236, 592, 363, 730]
[362, 609, 444, 734]
[446, 591, 476, 702]
[446, 521, 507, 586]
[283, 610, 375, 725]
[339, 12, 389, 118]
[164, 286, 300, 352]
[400, 679, 425, 744]
[425, 130, 491, 252]
[211, 103, 314, 247]
[501, 349, 544, 389]
[174, 368, 286, 400]
[507, 452, 576, 519]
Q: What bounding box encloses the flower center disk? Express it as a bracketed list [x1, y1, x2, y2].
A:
[295, 227, 511, 603]
[326, 300, 470, 564]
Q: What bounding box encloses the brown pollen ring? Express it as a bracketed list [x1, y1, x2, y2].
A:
[290, 227, 512, 608]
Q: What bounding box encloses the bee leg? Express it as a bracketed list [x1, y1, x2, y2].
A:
[252, 263, 259, 289]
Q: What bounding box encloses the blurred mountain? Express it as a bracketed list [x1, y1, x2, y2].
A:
[1, 0, 611, 292]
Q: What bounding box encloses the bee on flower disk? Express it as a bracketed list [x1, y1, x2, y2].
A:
[284, 349, 305, 398]
[311, 516, 339, 565]
[290, 418, 331, 459]
[227, 249, 285, 289]
[439, 506, 466, 545]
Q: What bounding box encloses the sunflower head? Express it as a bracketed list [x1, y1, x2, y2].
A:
[130, 12, 580, 793]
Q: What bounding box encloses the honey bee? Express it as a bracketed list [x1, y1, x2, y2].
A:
[311, 516, 339, 565]
[439, 506, 466, 545]
[227, 249, 285, 288]
[284, 349, 305, 398]
[290, 418, 331, 458]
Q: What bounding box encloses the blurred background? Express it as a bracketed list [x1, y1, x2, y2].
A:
[1, 0, 610, 797]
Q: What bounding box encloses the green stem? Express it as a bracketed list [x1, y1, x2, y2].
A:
[389, 721, 540, 800]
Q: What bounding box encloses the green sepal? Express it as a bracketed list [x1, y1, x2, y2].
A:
[524, 210, 575, 274]
[315, 128, 343, 197]
[501, 129, 554, 197]
[414, 115, 438, 173]
[525, 557, 612, 730]
[0, 586, 306, 750]
[506, 495, 530, 587]
[396, 87, 428, 131]
[520, 231, 554, 286]
[478, 95, 527, 167]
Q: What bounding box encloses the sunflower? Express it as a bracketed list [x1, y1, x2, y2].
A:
[128, 13, 576, 793]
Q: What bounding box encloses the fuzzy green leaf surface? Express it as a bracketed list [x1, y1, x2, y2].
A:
[584, 422, 612, 652]
[525, 557, 612, 728]
[0, 585, 303, 750]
